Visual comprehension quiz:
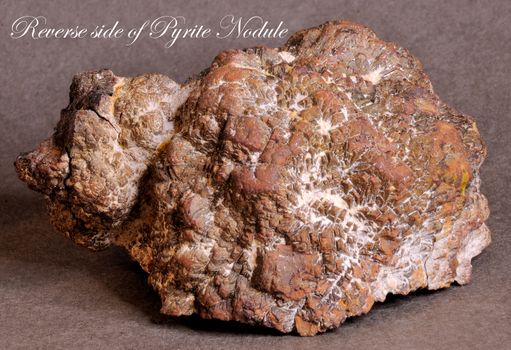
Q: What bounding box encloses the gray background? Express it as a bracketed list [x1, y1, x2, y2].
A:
[1, 0, 510, 349]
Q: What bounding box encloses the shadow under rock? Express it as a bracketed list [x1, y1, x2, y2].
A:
[98, 247, 285, 336]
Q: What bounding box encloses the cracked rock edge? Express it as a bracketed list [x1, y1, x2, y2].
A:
[15, 20, 490, 336]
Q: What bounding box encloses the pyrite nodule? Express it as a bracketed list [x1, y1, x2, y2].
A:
[15, 20, 490, 336]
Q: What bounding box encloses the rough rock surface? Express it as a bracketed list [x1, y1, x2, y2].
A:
[15, 20, 490, 336]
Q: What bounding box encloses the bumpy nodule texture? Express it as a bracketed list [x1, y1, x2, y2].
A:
[15, 21, 490, 336]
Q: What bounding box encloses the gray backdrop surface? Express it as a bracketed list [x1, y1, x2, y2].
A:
[1, 0, 510, 349]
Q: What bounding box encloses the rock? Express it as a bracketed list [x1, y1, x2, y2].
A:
[15, 20, 490, 335]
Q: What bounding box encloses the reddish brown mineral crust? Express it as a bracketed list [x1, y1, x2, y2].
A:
[15, 20, 490, 336]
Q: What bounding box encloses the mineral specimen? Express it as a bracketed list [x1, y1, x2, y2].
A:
[15, 20, 490, 335]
